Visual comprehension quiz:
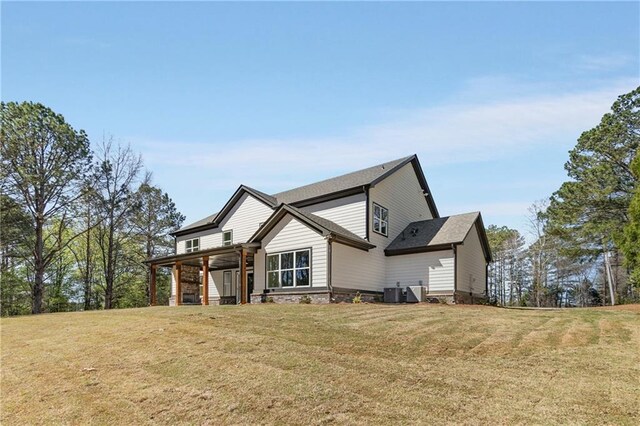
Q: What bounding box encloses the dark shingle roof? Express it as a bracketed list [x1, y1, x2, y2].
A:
[177, 212, 219, 233]
[248, 187, 278, 206]
[272, 156, 414, 204]
[174, 155, 437, 236]
[385, 212, 482, 254]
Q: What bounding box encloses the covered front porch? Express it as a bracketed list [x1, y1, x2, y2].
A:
[145, 243, 260, 306]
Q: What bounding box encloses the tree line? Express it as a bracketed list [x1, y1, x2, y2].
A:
[1, 102, 185, 315]
[487, 87, 640, 307]
[3, 89, 638, 314]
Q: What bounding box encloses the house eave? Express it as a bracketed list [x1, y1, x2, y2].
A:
[384, 243, 459, 257]
[144, 242, 261, 266]
[288, 186, 367, 208]
[171, 185, 277, 237]
[171, 222, 219, 237]
[331, 234, 376, 251]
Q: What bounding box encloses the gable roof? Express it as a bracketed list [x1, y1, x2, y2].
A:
[249, 204, 376, 251]
[172, 185, 277, 236]
[176, 211, 220, 233]
[273, 156, 409, 204]
[385, 212, 492, 262]
[272, 155, 439, 216]
[172, 154, 439, 237]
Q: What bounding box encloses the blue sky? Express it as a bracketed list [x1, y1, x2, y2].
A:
[2, 1, 639, 236]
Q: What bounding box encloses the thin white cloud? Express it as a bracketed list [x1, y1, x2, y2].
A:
[575, 53, 636, 72]
[136, 77, 637, 193]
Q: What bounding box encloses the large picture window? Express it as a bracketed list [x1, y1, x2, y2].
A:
[373, 203, 389, 237]
[267, 249, 311, 289]
[185, 238, 200, 253]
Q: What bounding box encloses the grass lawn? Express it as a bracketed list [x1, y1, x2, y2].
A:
[1, 304, 639, 425]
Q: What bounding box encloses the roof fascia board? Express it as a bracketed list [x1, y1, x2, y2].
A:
[411, 156, 440, 218]
[369, 155, 415, 187]
[367, 155, 440, 219]
[249, 205, 330, 243]
[175, 185, 278, 237]
[289, 186, 366, 208]
[247, 207, 283, 243]
[332, 234, 376, 251]
[458, 214, 492, 263]
[384, 243, 459, 257]
[145, 242, 261, 265]
[474, 214, 493, 262]
[213, 185, 276, 227]
[171, 222, 218, 237]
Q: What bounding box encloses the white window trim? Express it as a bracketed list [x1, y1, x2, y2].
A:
[266, 248, 311, 289]
[185, 238, 200, 253]
[222, 230, 233, 246]
[372, 203, 389, 237]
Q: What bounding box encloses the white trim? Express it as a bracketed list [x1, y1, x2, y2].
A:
[222, 230, 233, 246]
[185, 237, 200, 253]
[372, 203, 388, 237]
[266, 248, 311, 289]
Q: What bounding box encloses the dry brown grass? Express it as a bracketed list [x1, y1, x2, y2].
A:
[1, 304, 639, 425]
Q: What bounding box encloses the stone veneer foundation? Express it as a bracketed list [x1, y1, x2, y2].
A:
[169, 289, 486, 306]
[250, 291, 331, 304]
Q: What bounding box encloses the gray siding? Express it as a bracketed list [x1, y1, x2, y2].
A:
[303, 193, 367, 239]
[386, 250, 455, 293]
[331, 242, 377, 292]
[456, 223, 487, 295]
[331, 163, 434, 292]
[260, 215, 328, 288]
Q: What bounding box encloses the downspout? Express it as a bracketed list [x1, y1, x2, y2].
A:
[452, 243, 457, 303]
[364, 185, 370, 241]
[326, 234, 334, 301]
[485, 262, 489, 300]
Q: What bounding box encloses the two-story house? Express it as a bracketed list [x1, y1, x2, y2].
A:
[144, 155, 492, 305]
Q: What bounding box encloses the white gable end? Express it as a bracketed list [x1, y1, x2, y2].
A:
[260, 215, 328, 288]
[217, 192, 274, 243]
[175, 192, 273, 254]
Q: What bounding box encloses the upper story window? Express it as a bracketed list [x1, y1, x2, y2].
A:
[222, 230, 233, 246]
[185, 238, 200, 253]
[267, 249, 310, 289]
[373, 203, 389, 237]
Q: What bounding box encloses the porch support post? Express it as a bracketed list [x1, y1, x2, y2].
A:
[175, 261, 182, 306]
[240, 248, 248, 305]
[202, 256, 209, 306]
[150, 264, 157, 306]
